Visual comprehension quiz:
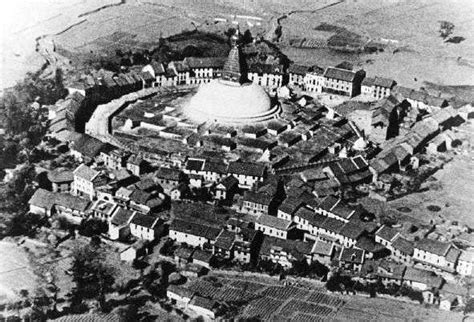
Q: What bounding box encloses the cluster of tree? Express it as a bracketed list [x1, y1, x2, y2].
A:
[0, 68, 67, 169]
[70, 243, 116, 311]
[0, 163, 37, 213]
[78, 218, 109, 237]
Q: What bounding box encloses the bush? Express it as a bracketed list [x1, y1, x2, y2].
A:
[78, 218, 108, 237]
[4, 212, 48, 237]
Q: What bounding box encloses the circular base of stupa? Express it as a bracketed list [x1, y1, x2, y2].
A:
[184, 79, 281, 125]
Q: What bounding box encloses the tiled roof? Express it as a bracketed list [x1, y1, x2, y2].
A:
[167, 284, 194, 299]
[375, 225, 399, 242]
[243, 190, 273, 206]
[311, 239, 334, 256]
[392, 236, 414, 255]
[73, 164, 99, 182]
[318, 195, 340, 211]
[130, 213, 159, 229]
[288, 64, 310, 75]
[214, 230, 236, 250]
[28, 189, 56, 210]
[111, 207, 135, 226]
[355, 236, 385, 253]
[257, 214, 293, 231]
[373, 77, 396, 88]
[415, 238, 451, 256]
[193, 249, 213, 263]
[218, 175, 239, 190]
[361, 77, 375, 86]
[294, 207, 325, 226]
[228, 161, 266, 177]
[339, 247, 364, 264]
[170, 219, 221, 240]
[203, 160, 228, 174]
[260, 236, 313, 260]
[320, 217, 345, 233]
[55, 193, 90, 212]
[184, 57, 227, 69]
[324, 67, 357, 82]
[190, 295, 217, 310]
[278, 198, 303, 215]
[339, 222, 365, 240]
[71, 134, 107, 158]
[248, 63, 284, 75]
[186, 158, 205, 172]
[403, 267, 443, 289]
[155, 167, 181, 182]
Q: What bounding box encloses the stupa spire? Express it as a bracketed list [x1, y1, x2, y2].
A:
[221, 26, 248, 84]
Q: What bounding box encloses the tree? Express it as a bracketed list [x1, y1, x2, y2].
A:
[439, 21, 455, 39]
[3, 212, 47, 237]
[70, 244, 116, 310]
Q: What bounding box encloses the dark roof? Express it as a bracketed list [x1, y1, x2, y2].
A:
[318, 195, 340, 211]
[203, 160, 227, 174]
[28, 189, 55, 210]
[218, 175, 239, 190]
[214, 230, 236, 250]
[311, 239, 334, 256]
[184, 57, 227, 69]
[294, 207, 326, 226]
[186, 158, 205, 172]
[392, 236, 414, 255]
[446, 247, 461, 263]
[155, 167, 181, 182]
[278, 198, 303, 215]
[361, 77, 375, 86]
[373, 77, 396, 88]
[71, 134, 107, 158]
[54, 193, 90, 212]
[288, 64, 310, 75]
[331, 204, 356, 220]
[248, 63, 283, 75]
[130, 189, 152, 205]
[355, 236, 385, 253]
[257, 214, 293, 231]
[339, 222, 365, 240]
[130, 213, 159, 229]
[167, 285, 194, 299]
[260, 236, 313, 260]
[339, 247, 364, 264]
[415, 238, 451, 257]
[324, 67, 357, 82]
[170, 219, 221, 240]
[190, 295, 217, 311]
[73, 164, 99, 182]
[47, 168, 74, 183]
[228, 161, 266, 177]
[193, 250, 213, 263]
[403, 267, 443, 289]
[376, 225, 399, 242]
[111, 207, 135, 226]
[243, 191, 273, 206]
[320, 217, 345, 233]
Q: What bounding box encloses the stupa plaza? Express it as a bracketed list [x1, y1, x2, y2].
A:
[105, 30, 359, 169]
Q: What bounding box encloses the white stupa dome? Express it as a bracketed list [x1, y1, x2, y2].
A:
[353, 137, 368, 151]
[184, 79, 280, 125]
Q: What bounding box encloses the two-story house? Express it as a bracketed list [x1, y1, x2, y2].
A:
[169, 219, 221, 248]
[413, 238, 461, 272]
[322, 67, 365, 97]
[71, 164, 108, 200]
[255, 214, 295, 240]
[227, 161, 266, 189]
[130, 213, 161, 241]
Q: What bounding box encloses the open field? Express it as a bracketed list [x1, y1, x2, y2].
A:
[387, 122, 474, 228]
[0, 241, 38, 301]
[278, 0, 474, 88]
